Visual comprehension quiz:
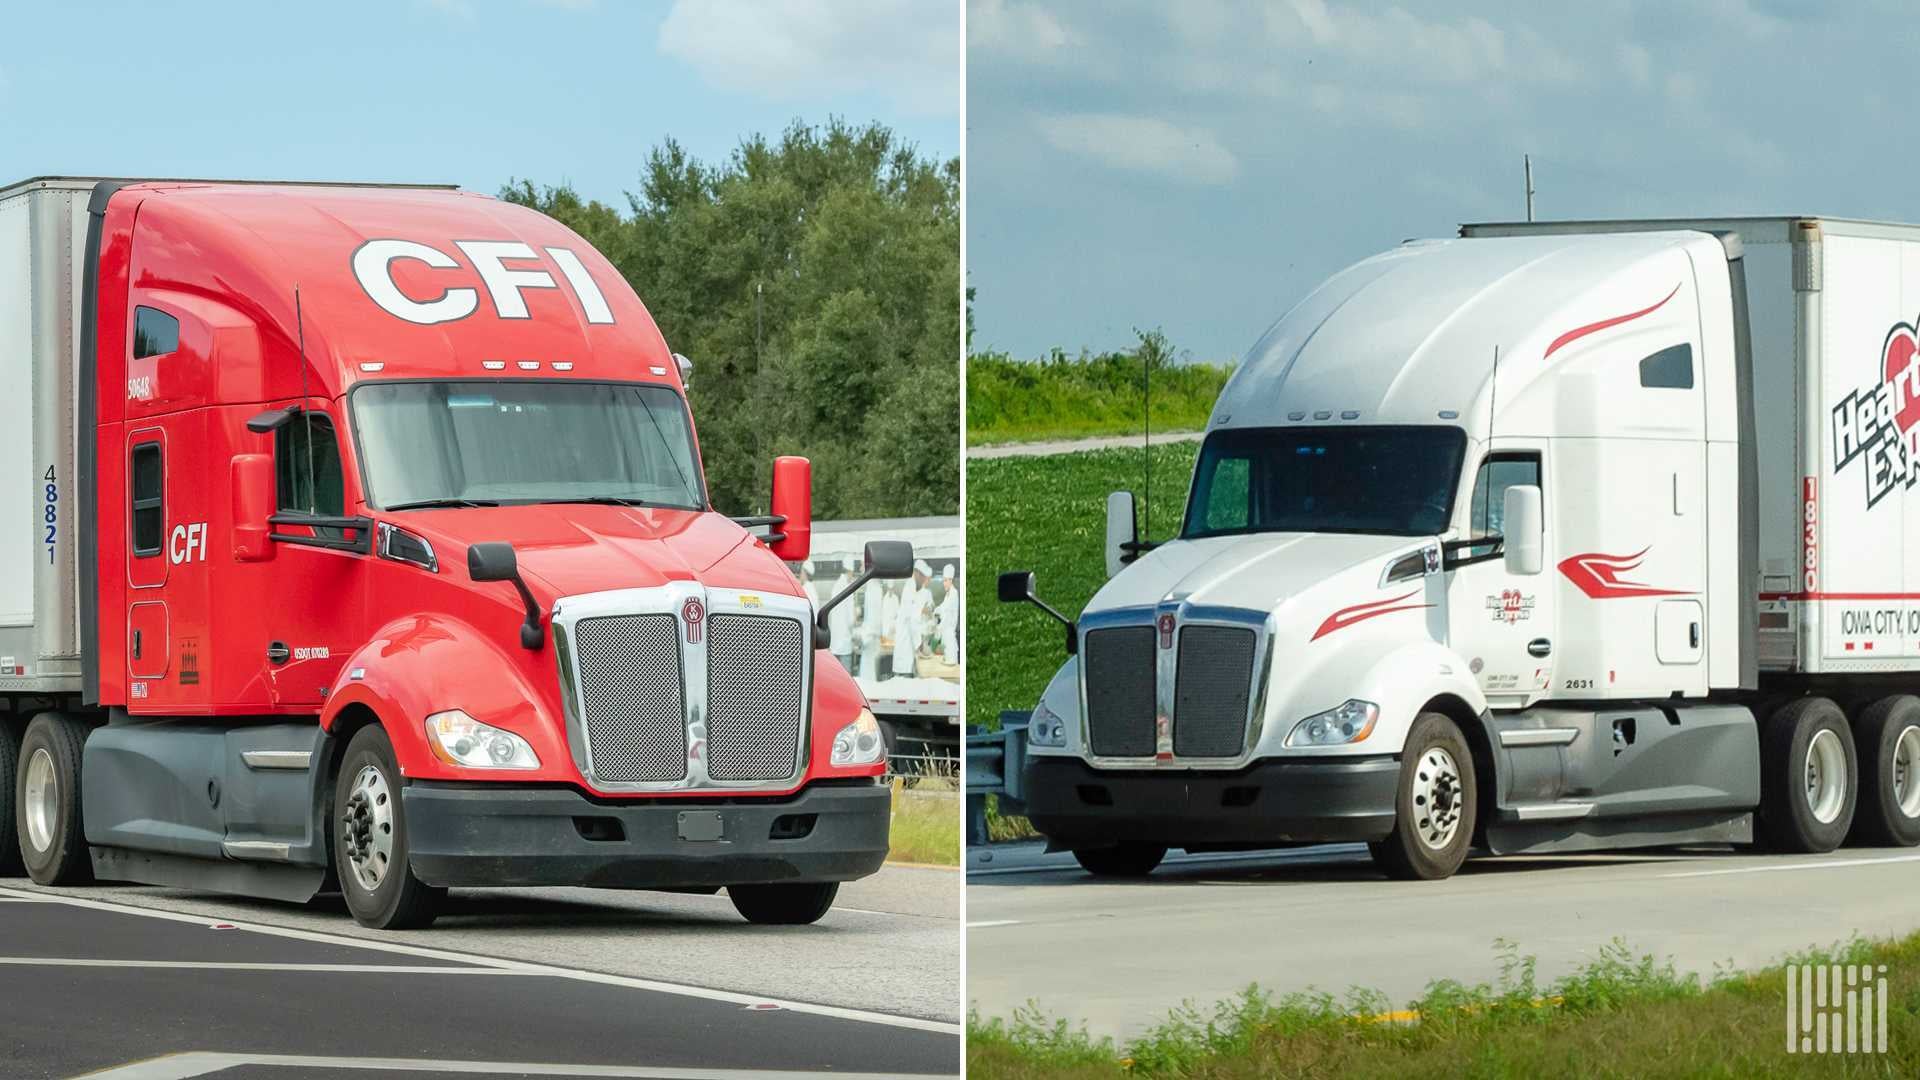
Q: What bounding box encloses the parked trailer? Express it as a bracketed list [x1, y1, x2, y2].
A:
[0, 176, 916, 928]
[1001, 216, 1920, 879]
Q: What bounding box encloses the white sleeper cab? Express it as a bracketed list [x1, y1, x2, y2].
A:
[1001, 217, 1920, 879]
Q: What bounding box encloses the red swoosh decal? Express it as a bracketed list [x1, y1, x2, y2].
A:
[1557, 548, 1693, 599]
[1311, 589, 1433, 641]
[1543, 283, 1681, 360]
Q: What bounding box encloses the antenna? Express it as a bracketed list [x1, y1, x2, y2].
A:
[1143, 335, 1151, 541]
[296, 285, 316, 514]
[1523, 155, 1535, 222]
[1482, 344, 1500, 537]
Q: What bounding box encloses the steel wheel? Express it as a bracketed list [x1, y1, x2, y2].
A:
[340, 763, 396, 892]
[1894, 725, 1920, 820]
[1411, 745, 1465, 850]
[22, 747, 58, 854]
[1805, 728, 1848, 825]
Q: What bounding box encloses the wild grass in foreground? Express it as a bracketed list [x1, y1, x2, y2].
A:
[968, 934, 1920, 1078]
[886, 778, 960, 866]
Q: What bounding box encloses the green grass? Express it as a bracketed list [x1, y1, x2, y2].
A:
[968, 934, 1920, 1078]
[968, 348, 1233, 445]
[887, 781, 960, 866]
[963, 442, 1202, 736]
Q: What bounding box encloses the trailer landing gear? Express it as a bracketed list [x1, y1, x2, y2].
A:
[334, 725, 443, 930]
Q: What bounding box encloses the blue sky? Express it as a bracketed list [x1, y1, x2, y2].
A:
[1, 0, 958, 210]
[968, 0, 1918, 362]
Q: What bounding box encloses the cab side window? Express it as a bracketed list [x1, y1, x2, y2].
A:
[130, 442, 163, 557]
[1639, 343, 1694, 390]
[276, 416, 345, 518]
[1467, 454, 1541, 539]
[133, 307, 179, 360]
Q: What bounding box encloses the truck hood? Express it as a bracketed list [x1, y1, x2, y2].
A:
[390, 505, 803, 601]
[1087, 532, 1421, 615]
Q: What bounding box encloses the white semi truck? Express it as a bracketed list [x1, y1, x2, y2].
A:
[1001, 217, 1920, 879]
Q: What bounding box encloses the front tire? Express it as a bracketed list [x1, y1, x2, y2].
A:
[333, 725, 443, 930]
[1757, 697, 1856, 853]
[1849, 695, 1920, 847]
[730, 881, 838, 924]
[17, 712, 94, 886]
[1072, 844, 1166, 877]
[1370, 712, 1476, 881]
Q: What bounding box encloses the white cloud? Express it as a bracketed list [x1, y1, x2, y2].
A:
[969, 0, 1076, 60]
[659, 0, 957, 116]
[1619, 42, 1653, 88]
[1032, 112, 1240, 186]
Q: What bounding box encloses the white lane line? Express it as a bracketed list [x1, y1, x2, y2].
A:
[0, 957, 540, 975]
[967, 844, 1368, 877]
[965, 920, 1021, 929]
[1661, 853, 1920, 879]
[75, 1050, 949, 1079]
[0, 885, 959, 1035]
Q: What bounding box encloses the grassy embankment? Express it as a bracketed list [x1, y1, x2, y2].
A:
[967, 348, 1233, 445]
[970, 934, 1920, 1078]
[887, 775, 960, 866]
[965, 442, 1202, 839]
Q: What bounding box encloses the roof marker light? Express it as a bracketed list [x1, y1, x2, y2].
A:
[1313, 410, 1332, 420]
[1287, 411, 1306, 421]
[359, 362, 385, 373]
[552, 361, 574, 371]
[1340, 410, 1360, 420]
[649, 365, 667, 376]
[1439, 409, 1459, 419]
[482, 360, 506, 371]
[517, 361, 540, 371]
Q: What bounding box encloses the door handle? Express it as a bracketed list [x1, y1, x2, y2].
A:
[132, 629, 142, 660]
[1690, 622, 1700, 649]
[1527, 638, 1551, 657]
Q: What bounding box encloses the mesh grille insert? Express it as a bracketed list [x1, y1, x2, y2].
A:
[706, 615, 805, 782]
[574, 615, 687, 782]
[1174, 625, 1256, 758]
[1083, 626, 1157, 757]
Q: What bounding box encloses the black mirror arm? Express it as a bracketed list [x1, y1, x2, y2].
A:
[1023, 595, 1077, 656]
[814, 569, 875, 647]
[506, 575, 544, 650]
[1441, 534, 1505, 570]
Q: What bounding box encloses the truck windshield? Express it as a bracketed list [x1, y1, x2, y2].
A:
[352, 381, 704, 511]
[1183, 425, 1467, 538]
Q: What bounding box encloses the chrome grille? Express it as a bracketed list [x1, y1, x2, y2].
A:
[574, 614, 686, 783]
[1083, 626, 1157, 757]
[1173, 626, 1255, 757]
[705, 614, 805, 782]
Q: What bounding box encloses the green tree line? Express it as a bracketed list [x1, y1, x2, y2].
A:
[967, 329, 1236, 444]
[504, 119, 959, 519]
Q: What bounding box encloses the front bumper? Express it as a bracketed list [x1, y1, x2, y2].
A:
[402, 779, 890, 889]
[1024, 755, 1400, 850]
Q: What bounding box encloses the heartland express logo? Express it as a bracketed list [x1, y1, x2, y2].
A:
[1832, 319, 1920, 509]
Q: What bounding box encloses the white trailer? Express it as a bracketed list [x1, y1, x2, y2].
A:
[1002, 216, 1920, 879]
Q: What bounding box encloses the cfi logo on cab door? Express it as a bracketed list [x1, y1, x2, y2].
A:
[1833, 317, 1920, 509]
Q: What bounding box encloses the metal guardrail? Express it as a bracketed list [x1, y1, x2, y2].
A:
[965, 711, 1029, 845]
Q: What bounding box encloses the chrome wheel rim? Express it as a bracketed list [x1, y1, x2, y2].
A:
[1805, 728, 1847, 825]
[340, 764, 396, 892]
[22, 747, 57, 853]
[1411, 746, 1465, 850]
[1894, 725, 1920, 820]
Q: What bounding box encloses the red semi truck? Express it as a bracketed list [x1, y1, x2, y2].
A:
[0, 176, 911, 928]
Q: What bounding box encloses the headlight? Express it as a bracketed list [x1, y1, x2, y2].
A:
[832, 707, 886, 766]
[1026, 700, 1067, 747]
[425, 710, 540, 769]
[1284, 699, 1379, 747]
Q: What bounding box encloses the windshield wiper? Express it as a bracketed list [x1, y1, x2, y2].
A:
[534, 496, 658, 508]
[384, 498, 500, 511]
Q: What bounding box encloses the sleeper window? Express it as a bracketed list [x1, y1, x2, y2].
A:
[1639, 344, 1694, 390]
[133, 307, 179, 360]
[130, 442, 163, 557]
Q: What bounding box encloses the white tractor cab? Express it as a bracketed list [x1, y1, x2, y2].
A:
[1003, 218, 1920, 879]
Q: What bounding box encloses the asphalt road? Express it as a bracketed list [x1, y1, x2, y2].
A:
[0, 868, 959, 1079]
[966, 841, 1920, 1039]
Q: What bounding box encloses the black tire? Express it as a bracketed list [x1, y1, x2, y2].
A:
[0, 721, 21, 877]
[17, 712, 94, 885]
[730, 881, 838, 925]
[1072, 844, 1166, 877]
[1757, 697, 1857, 853]
[1370, 712, 1476, 881]
[333, 725, 443, 930]
[1848, 695, 1920, 848]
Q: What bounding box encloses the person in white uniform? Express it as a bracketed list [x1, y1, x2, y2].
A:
[935, 563, 960, 664]
[892, 560, 932, 678]
[859, 576, 887, 681]
[827, 561, 857, 672]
